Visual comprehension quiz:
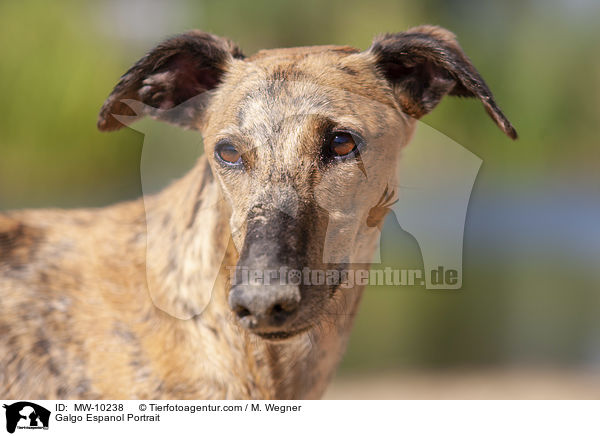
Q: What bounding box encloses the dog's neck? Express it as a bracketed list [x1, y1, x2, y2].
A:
[139, 156, 369, 399]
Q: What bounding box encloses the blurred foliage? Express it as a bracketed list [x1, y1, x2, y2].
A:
[1, 0, 599, 372]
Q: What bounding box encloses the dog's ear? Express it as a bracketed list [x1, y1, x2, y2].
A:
[98, 31, 244, 131]
[368, 25, 517, 139]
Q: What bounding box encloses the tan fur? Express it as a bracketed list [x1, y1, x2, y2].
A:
[0, 27, 515, 399]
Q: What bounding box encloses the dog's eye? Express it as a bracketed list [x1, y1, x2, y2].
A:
[215, 142, 242, 166]
[330, 133, 356, 156]
[327, 132, 359, 159]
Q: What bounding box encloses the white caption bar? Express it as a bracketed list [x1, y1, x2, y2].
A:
[0, 400, 598, 436]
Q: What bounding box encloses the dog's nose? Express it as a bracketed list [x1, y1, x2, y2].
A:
[228, 284, 300, 331]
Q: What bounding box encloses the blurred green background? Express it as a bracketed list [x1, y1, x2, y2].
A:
[1, 0, 599, 396]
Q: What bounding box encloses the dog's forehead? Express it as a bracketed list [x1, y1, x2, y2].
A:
[247, 44, 360, 61]
[230, 44, 367, 92]
[208, 44, 398, 139]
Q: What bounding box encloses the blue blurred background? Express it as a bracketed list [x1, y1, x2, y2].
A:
[1, 0, 599, 398]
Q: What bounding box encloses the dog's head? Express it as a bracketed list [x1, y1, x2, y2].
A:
[98, 26, 516, 340]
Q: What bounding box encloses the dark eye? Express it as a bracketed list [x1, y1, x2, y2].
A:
[215, 142, 242, 166]
[326, 131, 359, 160]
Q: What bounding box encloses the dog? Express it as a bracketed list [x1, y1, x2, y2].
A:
[0, 25, 516, 399]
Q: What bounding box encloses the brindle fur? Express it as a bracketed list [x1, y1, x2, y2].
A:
[0, 26, 516, 399]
